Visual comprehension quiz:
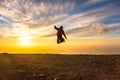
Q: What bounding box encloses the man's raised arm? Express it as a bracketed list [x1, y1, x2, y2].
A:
[54, 26, 58, 30]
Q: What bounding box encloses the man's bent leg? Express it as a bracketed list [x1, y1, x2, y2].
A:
[60, 37, 65, 43]
[57, 36, 61, 44]
[62, 37, 65, 42]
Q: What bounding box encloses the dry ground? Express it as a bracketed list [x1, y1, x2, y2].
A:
[0, 54, 120, 80]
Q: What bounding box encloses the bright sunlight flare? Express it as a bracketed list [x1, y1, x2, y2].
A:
[19, 34, 32, 46]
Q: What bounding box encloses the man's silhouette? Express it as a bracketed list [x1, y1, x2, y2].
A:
[54, 26, 67, 44]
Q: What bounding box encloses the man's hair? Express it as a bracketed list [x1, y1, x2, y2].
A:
[60, 26, 63, 28]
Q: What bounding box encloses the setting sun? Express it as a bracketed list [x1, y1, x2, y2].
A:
[19, 34, 32, 46]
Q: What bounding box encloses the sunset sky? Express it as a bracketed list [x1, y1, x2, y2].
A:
[0, 0, 120, 54]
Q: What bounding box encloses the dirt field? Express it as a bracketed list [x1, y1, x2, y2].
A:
[0, 54, 120, 80]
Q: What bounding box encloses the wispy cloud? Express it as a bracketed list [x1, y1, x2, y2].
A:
[0, 0, 120, 39]
[0, 0, 75, 28]
[0, 0, 75, 38]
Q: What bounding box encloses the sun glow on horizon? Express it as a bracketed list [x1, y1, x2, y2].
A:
[19, 34, 32, 46]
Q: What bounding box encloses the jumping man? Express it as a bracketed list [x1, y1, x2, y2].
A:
[54, 26, 67, 44]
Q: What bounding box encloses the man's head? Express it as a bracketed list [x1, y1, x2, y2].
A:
[60, 26, 63, 29]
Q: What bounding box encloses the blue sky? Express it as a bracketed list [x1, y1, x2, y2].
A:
[0, 0, 120, 39]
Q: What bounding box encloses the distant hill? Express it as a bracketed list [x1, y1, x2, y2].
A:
[0, 52, 8, 54]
